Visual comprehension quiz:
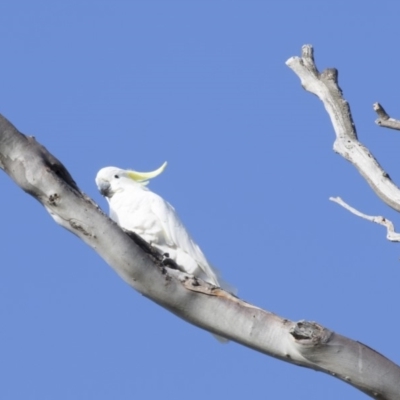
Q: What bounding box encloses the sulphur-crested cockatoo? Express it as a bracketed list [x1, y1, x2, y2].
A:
[95, 162, 226, 289]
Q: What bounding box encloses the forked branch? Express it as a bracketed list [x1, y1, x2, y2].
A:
[287, 45, 400, 239]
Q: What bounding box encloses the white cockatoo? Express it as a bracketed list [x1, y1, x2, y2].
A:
[95, 162, 227, 289]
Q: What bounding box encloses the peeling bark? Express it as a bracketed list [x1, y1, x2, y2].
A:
[1, 91, 400, 397]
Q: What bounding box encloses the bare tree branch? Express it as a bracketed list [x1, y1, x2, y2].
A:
[374, 102, 400, 131]
[287, 45, 400, 214]
[1, 100, 400, 396]
[286, 46, 400, 249]
[330, 196, 400, 242]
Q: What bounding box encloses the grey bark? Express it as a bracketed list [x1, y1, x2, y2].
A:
[0, 105, 399, 397]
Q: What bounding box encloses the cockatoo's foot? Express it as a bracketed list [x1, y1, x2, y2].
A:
[161, 253, 182, 271]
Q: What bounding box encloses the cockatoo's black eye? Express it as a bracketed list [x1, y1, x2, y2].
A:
[114, 175, 119, 179]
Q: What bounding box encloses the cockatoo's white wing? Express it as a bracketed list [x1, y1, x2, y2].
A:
[147, 193, 220, 286]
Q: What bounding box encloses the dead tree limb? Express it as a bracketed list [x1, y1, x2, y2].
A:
[287, 45, 400, 246]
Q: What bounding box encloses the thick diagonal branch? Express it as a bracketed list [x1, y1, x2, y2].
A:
[1, 114, 399, 399]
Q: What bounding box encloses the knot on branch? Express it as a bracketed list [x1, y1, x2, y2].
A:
[290, 320, 332, 345]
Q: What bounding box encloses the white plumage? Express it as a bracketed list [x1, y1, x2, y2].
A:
[95, 162, 225, 288]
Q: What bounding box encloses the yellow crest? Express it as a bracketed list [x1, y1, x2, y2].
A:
[127, 161, 167, 184]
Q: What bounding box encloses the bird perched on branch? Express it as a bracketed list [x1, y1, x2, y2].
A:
[95, 162, 230, 290]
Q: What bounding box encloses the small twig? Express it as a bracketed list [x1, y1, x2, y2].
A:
[373, 102, 400, 131]
[330, 196, 400, 242]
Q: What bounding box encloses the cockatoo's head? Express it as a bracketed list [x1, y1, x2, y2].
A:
[95, 162, 167, 198]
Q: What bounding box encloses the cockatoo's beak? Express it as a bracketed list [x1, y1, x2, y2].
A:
[98, 181, 112, 198]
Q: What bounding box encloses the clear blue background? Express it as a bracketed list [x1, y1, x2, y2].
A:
[0, 1, 399, 399]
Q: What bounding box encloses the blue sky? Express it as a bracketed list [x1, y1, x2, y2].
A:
[1, 1, 399, 399]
